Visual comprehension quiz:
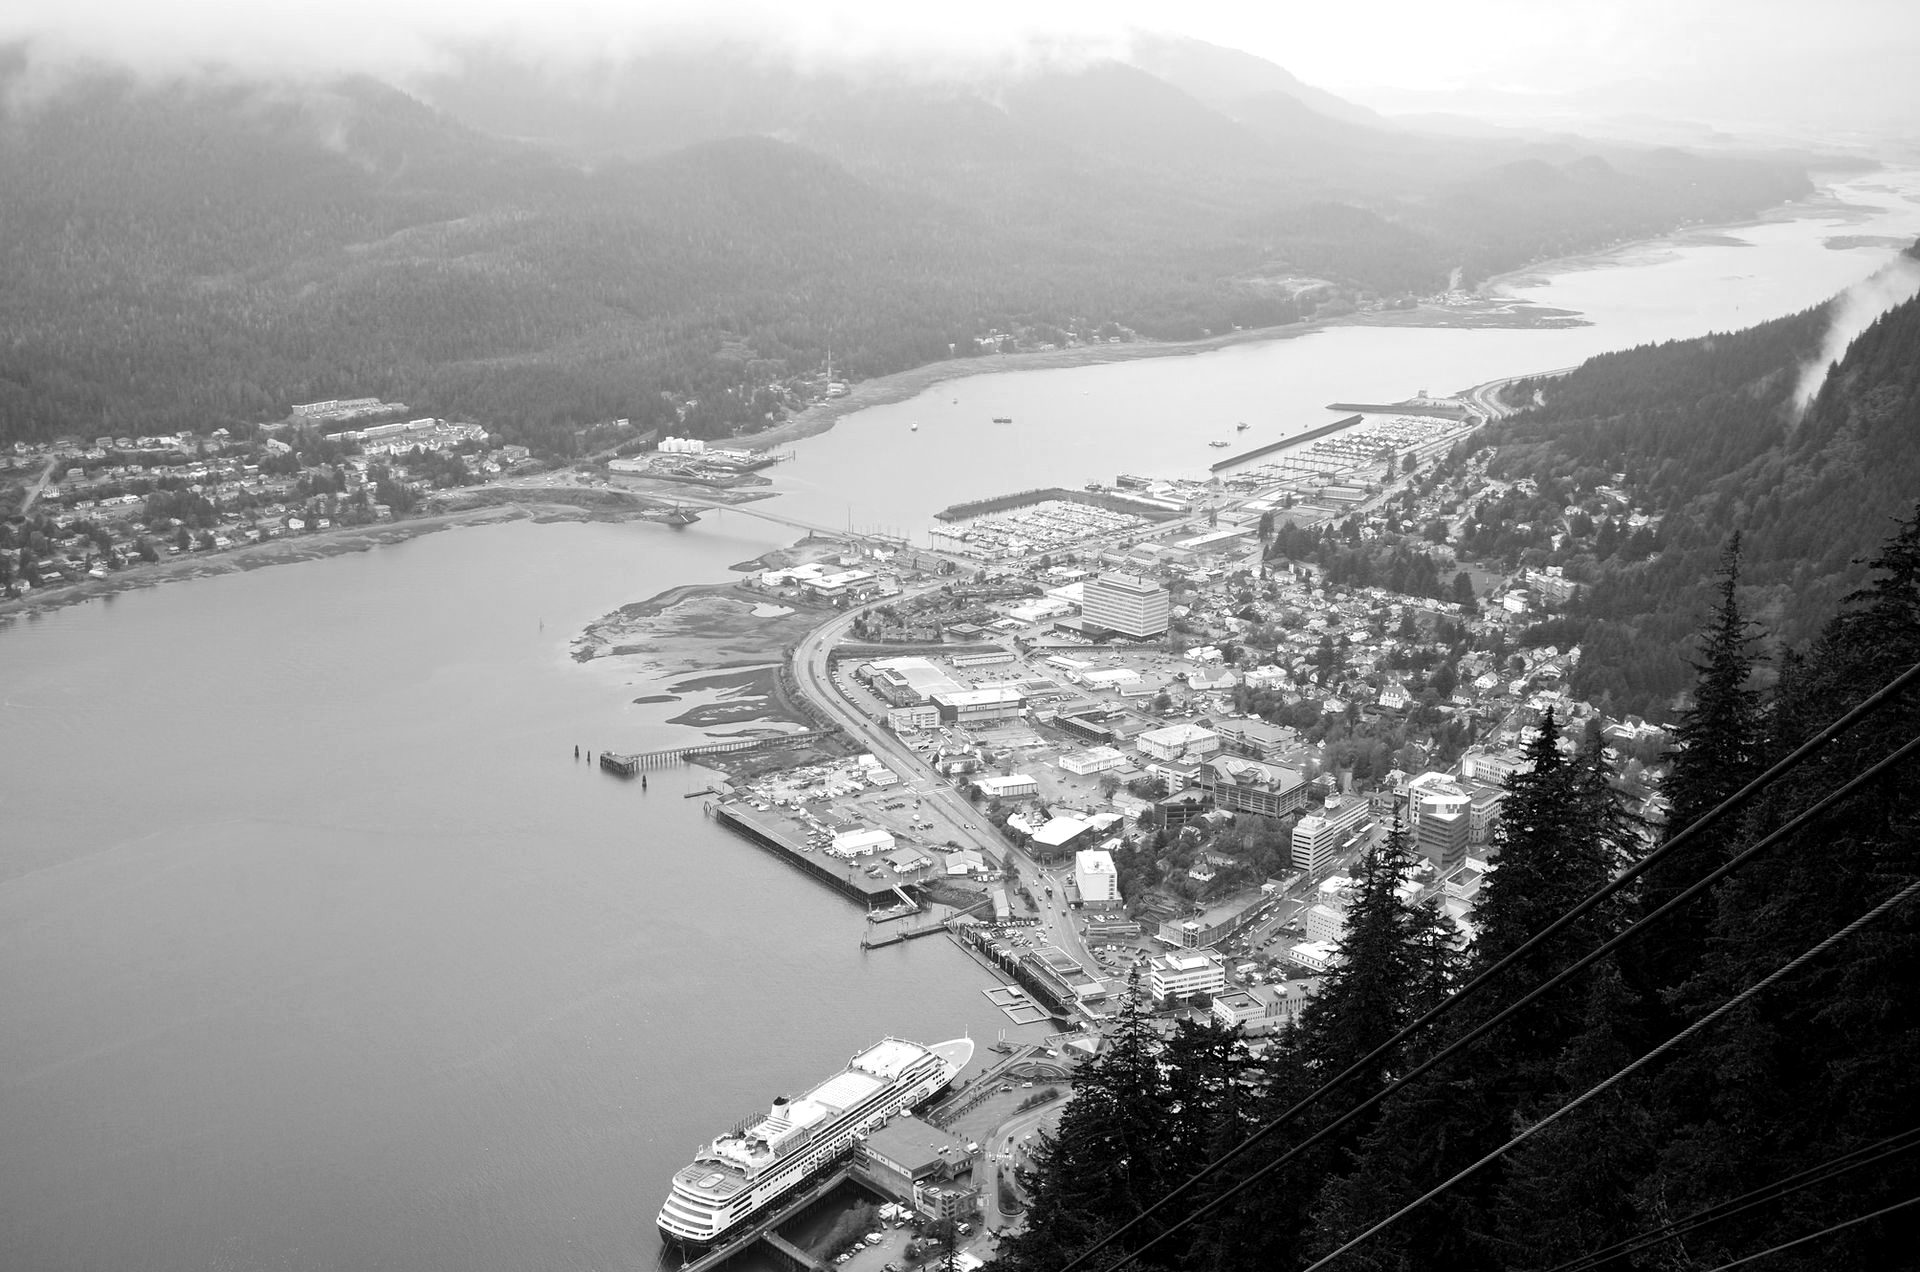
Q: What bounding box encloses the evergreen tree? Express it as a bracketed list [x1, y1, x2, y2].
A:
[1310, 711, 1627, 1271]
[1634, 506, 1920, 1271]
[992, 970, 1178, 1272]
[1194, 822, 1462, 1272]
[1634, 536, 1765, 999]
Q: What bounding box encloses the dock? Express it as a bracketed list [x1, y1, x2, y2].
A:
[601, 730, 830, 774]
[710, 803, 921, 905]
[672, 1163, 880, 1272]
[1209, 414, 1363, 472]
[861, 917, 953, 950]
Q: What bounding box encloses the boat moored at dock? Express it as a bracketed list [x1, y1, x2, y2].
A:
[656, 1036, 974, 1251]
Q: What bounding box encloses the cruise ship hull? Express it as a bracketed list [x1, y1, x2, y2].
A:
[655, 1036, 974, 1253]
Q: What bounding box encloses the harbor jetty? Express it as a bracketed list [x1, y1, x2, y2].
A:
[709, 802, 924, 906]
[1209, 414, 1363, 473]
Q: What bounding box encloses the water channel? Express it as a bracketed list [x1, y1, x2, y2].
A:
[2, 170, 1917, 1271]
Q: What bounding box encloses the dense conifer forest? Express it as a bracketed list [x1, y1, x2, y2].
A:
[0, 48, 1810, 453]
[991, 510, 1920, 1272]
[1454, 245, 1920, 717]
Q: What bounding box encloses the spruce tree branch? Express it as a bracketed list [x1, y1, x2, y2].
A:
[1692, 1193, 1920, 1272]
[1050, 661, 1920, 1272]
[1299, 878, 1920, 1272]
[1540, 1126, 1920, 1272]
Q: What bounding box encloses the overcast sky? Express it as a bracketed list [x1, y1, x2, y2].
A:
[3, 0, 1915, 137]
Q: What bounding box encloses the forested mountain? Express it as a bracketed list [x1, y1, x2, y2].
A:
[0, 38, 1811, 451]
[1463, 242, 1920, 716]
[994, 510, 1920, 1272]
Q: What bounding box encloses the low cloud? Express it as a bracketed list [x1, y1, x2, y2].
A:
[1792, 254, 1920, 418]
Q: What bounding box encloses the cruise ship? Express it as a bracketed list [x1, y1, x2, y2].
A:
[657, 1036, 975, 1251]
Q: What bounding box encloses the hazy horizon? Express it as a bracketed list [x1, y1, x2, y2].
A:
[2, 0, 1915, 144]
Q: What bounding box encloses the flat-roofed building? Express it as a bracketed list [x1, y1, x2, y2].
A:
[1138, 723, 1221, 763]
[1203, 756, 1309, 819]
[1408, 771, 1472, 872]
[1075, 849, 1119, 905]
[974, 774, 1039, 800]
[932, 687, 1025, 725]
[1059, 746, 1126, 775]
[887, 704, 941, 733]
[1291, 796, 1373, 875]
[829, 828, 896, 858]
[1083, 572, 1171, 640]
[1215, 718, 1298, 762]
[1148, 951, 1225, 1001]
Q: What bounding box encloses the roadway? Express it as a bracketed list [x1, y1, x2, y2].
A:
[790, 589, 1091, 960]
[18, 456, 57, 515]
[981, 1098, 1068, 1235]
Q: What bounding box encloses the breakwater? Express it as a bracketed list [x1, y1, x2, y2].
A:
[933, 486, 1182, 523]
[1210, 414, 1363, 472]
[1326, 400, 1470, 419]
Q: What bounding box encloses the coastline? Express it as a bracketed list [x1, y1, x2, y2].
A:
[725, 299, 1582, 454]
[0, 495, 655, 622]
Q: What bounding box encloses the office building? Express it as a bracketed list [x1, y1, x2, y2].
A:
[1075, 849, 1119, 905]
[1082, 572, 1171, 641]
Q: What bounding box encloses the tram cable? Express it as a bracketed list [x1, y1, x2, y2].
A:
[1047, 660, 1920, 1272]
[1298, 877, 1920, 1272]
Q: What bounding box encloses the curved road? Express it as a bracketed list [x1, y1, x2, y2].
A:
[790, 592, 1099, 965]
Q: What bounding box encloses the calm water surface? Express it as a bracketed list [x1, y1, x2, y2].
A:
[3, 170, 1918, 1272]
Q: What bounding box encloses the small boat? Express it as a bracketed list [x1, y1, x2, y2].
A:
[911, 422, 919, 431]
[992, 416, 1013, 424]
[1209, 440, 1231, 448]
[1236, 422, 1250, 431]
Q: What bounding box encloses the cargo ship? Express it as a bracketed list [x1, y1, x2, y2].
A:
[656, 1036, 974, 1251]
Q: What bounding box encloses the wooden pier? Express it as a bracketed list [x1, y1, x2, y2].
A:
[600, 730, 829, 774]
[861, 917, 954, 950]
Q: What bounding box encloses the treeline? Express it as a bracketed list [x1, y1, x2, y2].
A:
[994, 514, 1920, 1272]
[1463, 258, 1920, 718]
[0, 60, 1809, 455]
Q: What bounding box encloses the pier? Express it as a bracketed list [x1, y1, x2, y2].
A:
[1210, 414, 1363, 472]
[861, 916, 953, 950]
[600, 730, 830, 774]
[710, 804, 920, 905]
[673, 1163, 882, 1272]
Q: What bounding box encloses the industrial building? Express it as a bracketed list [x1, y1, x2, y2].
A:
[1081, 572, 1171, 640]
[974, 774, 1039, 800]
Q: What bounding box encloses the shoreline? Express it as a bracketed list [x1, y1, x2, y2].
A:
[0, 493, 667, 622]
[725, 300, 1584, 454]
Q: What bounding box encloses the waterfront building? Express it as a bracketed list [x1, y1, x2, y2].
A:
[855, 1115, 979, 1223]
[829, 828, 896, 858]
[1082, 572, 1171, 640]
[1291, 796, 1372, 876]
[1147, 951, 1226, 1002]
[1075, 849, 1119, 905]
[1137, 723, 1221, 763]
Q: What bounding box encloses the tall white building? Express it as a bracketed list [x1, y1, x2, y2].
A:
[1291, 796, 1373, 876]
[1075, 849, 1120, 905]
[1148, 952, 1225, 1001]
[1082, 572, 1171, 640]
